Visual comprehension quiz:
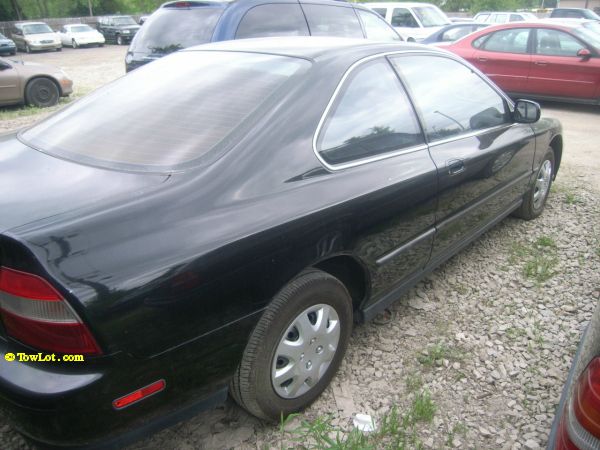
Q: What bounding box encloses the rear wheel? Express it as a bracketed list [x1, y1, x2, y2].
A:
[25, 78, 60, 108]
[514, 148, 555, 220]
[230, 270, 353, 421]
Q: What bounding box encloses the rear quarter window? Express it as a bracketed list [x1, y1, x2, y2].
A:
[301, 4, 363, 38]
[316, 58, 423, 167]
[236, 4, 309, 39]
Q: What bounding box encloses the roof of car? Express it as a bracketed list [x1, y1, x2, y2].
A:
[16, 22, 49, 26]
[363, 2, 439, 7]
[184, 36, 438, 61]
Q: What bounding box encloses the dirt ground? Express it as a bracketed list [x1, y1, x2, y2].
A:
[0, 46, 598, 450]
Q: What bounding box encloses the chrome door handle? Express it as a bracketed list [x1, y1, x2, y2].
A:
[534, 61, 548, 66]
[447, 159, 465, 176]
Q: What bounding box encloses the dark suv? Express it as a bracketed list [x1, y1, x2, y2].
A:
[98, 15, 141, 45]
[126, 0, 401, 71]
[550, 8, 600, 20]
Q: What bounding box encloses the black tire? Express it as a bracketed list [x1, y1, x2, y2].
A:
[116, 35, 123, 45]
[56, 47, 62, 52]
[25, 78, 60, 108]
[514, 148, 555, 220]
[230, 270, 353, 421]
[9, 50, 15, 56]
[98, 43, 104, 47]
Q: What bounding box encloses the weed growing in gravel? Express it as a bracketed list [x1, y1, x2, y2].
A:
[446, 422, 468, 447]
[278, 393, 436, 449]
[564, 192, 584, 205]
[509, 237, 559, 284]
[417, 342, 463, 367]
[405, 373, 424, 392]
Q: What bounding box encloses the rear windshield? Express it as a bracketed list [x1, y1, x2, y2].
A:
[412, 6, 449, 27]
[113, 16, 137, 26]
[23, 24, 53, 34]
[20, 51, 310, 172]
[70, 25, 94, 33]
[130, 7, 223, 55]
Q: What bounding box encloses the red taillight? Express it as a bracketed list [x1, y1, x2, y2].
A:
[574, 357, 600, 439]
[112, 380, 166, 410]
[0, 266, 102, 355]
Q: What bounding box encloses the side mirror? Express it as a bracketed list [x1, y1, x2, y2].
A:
[513, 99, 541, 124]
[577, 48, 592, 60]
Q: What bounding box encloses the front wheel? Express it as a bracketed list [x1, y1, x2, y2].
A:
[25, 77, 60, 108]
[72, 39, 78, 49]
[230, 270, 353, 421]
[514, 148, 555, 220]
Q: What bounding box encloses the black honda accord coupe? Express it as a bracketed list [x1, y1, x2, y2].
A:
[0, 38, 562, 448]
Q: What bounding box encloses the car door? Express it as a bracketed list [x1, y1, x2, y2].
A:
[471, 27, 533, 93]
[389, 53, 536, 262]
[11, 28, 23, 50]
[390, 7, 420, 40]
[526, 27, 600, 99]
[313, 56, 438, 310]
[0, 60, 21, 104]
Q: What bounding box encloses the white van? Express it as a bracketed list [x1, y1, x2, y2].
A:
[364, 2, 451, 41]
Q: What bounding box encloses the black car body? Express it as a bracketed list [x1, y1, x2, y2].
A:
[125, 0, 402, 71]
[421, 22, 489, 44]
[0, 38, 562, 448]
[548, 300, 600, 449]
[97, 15, 141, 45]
[0, 33, 16, 55]
[550, 8, 600, 20]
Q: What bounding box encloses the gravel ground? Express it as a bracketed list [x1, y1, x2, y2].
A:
[0, 47, 598, 450]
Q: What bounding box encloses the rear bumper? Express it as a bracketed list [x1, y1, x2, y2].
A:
[0, 338, 229, 448]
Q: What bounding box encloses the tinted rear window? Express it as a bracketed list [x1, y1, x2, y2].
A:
[130, 7, 223, 54]
[235, 4, 309, 39]
[20, 51, 310, 172]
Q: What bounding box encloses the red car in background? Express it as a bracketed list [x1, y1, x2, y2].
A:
[444, 21, 600, 105]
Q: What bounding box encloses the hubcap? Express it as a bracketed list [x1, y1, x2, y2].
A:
[533, 160, 552, 209]
[271, 304, 340, 399]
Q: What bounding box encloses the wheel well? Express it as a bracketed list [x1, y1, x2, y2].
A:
[25, 76, 62, 99]
[549, 135, 563, 178]
[313, 256, 369, 314]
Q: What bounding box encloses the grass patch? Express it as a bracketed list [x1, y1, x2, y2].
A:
[417, 342, 463, 367]
[405, 373, 424, 392]
[279, 393, 436, 449]
[446, 422, 468, 447]
[509, 236, 559, 283]
[0, 94, 82, 122]
[564, 192, 584, 205]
